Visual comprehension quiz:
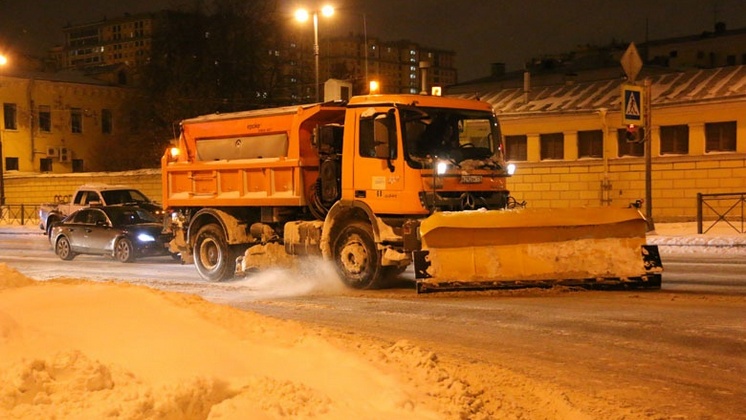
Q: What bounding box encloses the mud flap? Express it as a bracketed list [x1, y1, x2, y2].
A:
[413, 207, 663, 293]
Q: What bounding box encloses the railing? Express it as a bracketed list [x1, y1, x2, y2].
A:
[0, 204, 41, 226]
[697, 192, 746, 234]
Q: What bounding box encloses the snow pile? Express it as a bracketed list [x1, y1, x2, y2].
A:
[647, 222, 746, 255]
[0, 264, 485, 419]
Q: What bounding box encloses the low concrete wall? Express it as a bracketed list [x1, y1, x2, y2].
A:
[3, 169, 162, 206]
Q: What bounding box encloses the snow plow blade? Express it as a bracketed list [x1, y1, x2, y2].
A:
[413, 208, 662, 293]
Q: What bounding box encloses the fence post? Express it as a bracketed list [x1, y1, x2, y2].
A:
[20, 204, 25, 225]
[696, 193, 703, 234]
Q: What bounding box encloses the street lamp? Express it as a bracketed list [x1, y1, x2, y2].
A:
[0, 53, 7, 206]
[296, 5, 334, 102]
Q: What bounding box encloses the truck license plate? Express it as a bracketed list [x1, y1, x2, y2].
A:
[460, 175, 482, 184]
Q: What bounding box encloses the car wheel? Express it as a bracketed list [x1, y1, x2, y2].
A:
[194, 224, 235, 282]
[55, 236, 76, 261]
[114, 238, 136, 263]
[332, 221, 382, 289]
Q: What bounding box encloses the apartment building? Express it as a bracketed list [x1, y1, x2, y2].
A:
[55, 13, 157, 70]
[283, 31, 457, 100]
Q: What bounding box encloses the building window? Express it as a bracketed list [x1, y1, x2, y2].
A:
[38, 105, 52, 133]
[101, 109, 113, 134]
[72, 159, 85, 173]
[660, 125, 689, 155]
[40, 158, 53, 172]
[540, 132, 564, 160]
[3, 103, 17, 130]
[5, 157, 19, 171]
[505, 135, 527, 161]
[577, 130, 603, 158]
[71, 108, 84, 133]
[617, 128, 644, 157]
[705, 121, 736, 152]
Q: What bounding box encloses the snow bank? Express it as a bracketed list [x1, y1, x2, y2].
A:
[0, 264, 485, 419]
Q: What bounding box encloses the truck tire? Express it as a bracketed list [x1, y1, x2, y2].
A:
[55, 236, 77, 261]
[194, 224, 235, 282]
[114, 238, 136, 263]
[332, 221, 382, 289]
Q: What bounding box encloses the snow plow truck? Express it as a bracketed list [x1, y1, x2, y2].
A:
[161, 93, 662, 292]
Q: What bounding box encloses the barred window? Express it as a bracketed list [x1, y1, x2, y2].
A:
[705, 121, 736, 152]
[505, 135, 527, 161]
[577, 130, 603, 158]
[617, 128, 644, 157]
[540, 132, 564, 160]
[660, 125, 689, 155]
[40, 158, 53, 172]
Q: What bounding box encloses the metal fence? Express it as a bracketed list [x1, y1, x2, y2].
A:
[697, 192, 746, 234]
[0, 204, 41, 226]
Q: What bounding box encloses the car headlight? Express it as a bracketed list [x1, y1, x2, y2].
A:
[137, 233, 156, 242]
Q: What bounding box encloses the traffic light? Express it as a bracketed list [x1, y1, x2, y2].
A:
[625, 124, 643, 143]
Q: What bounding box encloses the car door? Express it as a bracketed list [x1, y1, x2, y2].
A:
[65, 209, 94, 252]
[83, 208, 116, 253]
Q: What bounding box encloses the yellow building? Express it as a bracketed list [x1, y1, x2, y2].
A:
[1, 70, 132, 174]
[449, 65, 746, 222]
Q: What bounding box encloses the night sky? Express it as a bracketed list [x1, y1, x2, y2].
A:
[2, 0, 746, 81]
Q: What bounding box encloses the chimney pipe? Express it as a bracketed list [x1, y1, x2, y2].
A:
[419, 61, 431, 95]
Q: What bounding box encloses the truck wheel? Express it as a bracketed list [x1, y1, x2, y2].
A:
[55, 236, 76, 261]
[194, 224, 235, 282]
[332, 222, 382, 289]
[114, 238, 136, 263]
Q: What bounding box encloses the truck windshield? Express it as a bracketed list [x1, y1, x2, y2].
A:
[399, 107, 502, 167]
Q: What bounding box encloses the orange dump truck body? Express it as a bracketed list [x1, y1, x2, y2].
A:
[163, 103, 346, 210]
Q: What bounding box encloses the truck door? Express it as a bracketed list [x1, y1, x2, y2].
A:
[352, 109, 405, 213]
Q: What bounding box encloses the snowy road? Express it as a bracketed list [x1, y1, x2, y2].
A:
[1, 226, 745, 419]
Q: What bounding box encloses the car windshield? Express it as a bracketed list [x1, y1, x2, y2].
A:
[400, 106, 501, 165]
[101, 189, 150, 204]
[105, 207, 160, 226]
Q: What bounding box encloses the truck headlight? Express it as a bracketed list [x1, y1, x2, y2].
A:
[507, 163, 516, 175]
[436, 161, 448, 175]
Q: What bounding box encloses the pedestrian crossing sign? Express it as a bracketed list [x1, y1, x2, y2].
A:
[622, 84, 644, 126]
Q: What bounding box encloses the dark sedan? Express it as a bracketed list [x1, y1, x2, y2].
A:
[51, 206, 173, 263]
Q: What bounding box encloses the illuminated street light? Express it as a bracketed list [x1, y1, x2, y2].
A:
[296, 5, 334, 102]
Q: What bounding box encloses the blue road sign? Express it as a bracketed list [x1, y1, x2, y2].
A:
[622, 84, 644, 126]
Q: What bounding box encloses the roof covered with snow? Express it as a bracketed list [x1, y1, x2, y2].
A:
[450, 65, 746, 116]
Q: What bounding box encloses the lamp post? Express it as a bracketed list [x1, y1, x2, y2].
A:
[0, 53, 7, 206]
[296, 5, 334, 102]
